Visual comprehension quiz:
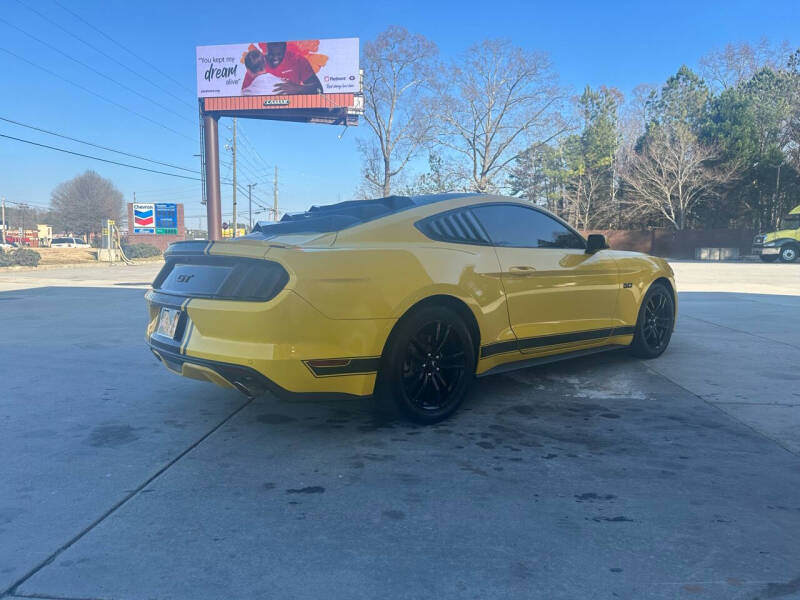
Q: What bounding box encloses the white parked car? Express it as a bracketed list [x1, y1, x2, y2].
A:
[0, 241, 19, 251]
[51, 237, 91, 248]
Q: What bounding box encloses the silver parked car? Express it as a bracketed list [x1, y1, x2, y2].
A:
[50, 237, 90, 248]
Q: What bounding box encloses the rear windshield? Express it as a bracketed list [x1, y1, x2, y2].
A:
[52, 238, 74, 244]
[243, 194, 476, 239]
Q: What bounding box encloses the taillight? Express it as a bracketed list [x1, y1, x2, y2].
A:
[153, 255, 289, 302]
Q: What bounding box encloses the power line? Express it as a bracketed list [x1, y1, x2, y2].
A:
[0, 116, 198, 174]
[0, 133, 201, 180]
[232, 161, 273, 188]
[237, 124, 274, 172]
[0, 17, 194, 124]
[236, 152, 274, 181]
[221, 134, 273, 186]
[4, 198, 51, 210]
[133, 192, 202, 200]
[15, 0, 195, 110]
[236, 123, 327, 184]
[51, 0, 194, 95]
[0, 46, 194, 142]
[133, 185, 202, 195]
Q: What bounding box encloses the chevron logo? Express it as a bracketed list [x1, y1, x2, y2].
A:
[134, 208, 154, 227]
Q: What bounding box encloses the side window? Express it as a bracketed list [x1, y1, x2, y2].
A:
[471, 204, 585, 249]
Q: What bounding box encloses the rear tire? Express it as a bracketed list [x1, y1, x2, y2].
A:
[377, 305, 475, 424]
[779, 244, 798, 263]
[760, 255, 779, 263]
[630, 283, 675, 359]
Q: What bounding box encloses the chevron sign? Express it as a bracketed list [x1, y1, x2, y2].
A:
[133, 203, 155, 234]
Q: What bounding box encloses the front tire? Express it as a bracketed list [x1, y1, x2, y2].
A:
[630, 283, 675, 359]
[377, 305, 475, 424]
[779, 244, 798, 263]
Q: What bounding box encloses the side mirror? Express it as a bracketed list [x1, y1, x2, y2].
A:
[585, 234, 608, 254]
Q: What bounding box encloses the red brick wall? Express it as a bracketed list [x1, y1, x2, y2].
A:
[125, 203, 186, 251]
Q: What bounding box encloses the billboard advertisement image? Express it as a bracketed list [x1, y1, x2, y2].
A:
[196, 38, 359, 98]
[133, 203, 155, 234]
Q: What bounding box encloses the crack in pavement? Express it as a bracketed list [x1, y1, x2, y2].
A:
[0, 398, 254, 599]
[644, 361, 799, 457]
[680, 313, 800, 351]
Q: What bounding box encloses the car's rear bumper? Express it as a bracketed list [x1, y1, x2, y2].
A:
[149, 345, 371, 401]
[145, 288, 395, 399]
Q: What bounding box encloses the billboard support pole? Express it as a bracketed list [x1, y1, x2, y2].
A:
[203, 113, 222, 241]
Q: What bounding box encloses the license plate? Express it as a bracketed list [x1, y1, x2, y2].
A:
[156, 307, 181, 338]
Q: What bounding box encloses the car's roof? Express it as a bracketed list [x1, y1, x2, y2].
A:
[245, 193, 481, 239]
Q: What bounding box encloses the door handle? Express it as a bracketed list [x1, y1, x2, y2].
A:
[508, 265, 537, 275]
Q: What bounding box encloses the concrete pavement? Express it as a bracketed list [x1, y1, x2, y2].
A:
[666, 261, 800, 455]
[0, 261, 798, 600]
[0, 263, 162, 292]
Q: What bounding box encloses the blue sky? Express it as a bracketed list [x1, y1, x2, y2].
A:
[1, 0, 798, 227]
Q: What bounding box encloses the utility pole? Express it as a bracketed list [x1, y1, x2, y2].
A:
[107, 218, 113, 265]
[247, 183, 257, 230]
[273, 166, 279, 222]
[20, 204, 26, 246]
[1, 197, 6, 244]
[231, 118, 238, 238]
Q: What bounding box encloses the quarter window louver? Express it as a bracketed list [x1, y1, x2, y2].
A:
[415, 209, 491, 245]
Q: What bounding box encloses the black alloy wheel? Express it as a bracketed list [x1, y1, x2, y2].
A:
[631, 283, 675, 359]
[378, 305, 475, 424]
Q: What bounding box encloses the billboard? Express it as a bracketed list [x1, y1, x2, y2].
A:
[133, 203, 155, 234]
[133, 203, 178, 234]
[196, 38, 359, 98]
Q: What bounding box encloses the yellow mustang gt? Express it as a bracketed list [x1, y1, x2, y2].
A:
[146, 193, 676, 423]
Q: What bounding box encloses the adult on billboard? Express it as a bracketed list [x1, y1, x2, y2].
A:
[242, 42, 323, 95]
[196, 38, 357, 98]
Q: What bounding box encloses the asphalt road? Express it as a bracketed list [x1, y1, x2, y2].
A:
[1, 262, 799, 600]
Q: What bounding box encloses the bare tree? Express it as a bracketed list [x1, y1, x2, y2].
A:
[563, 165, 609, 230]
[620, 124, 738, 230]
[50, 170, 123, 236]
[399, 153, 469, 196]
[699, 39, 793, 91]
[359, 27, 438, 197]
[618, 83, 656, 151]
[431, 39, 569, 193]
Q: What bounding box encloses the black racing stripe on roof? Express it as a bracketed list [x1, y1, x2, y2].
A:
[245, 193, 480, 239]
